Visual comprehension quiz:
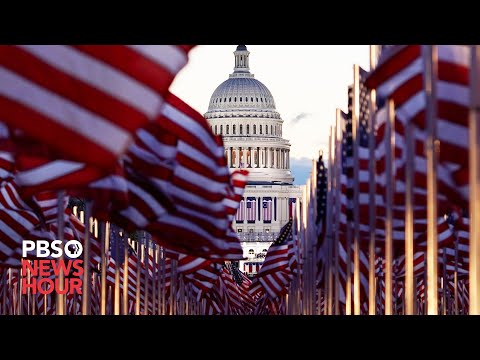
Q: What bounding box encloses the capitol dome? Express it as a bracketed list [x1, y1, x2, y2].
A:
[205, 46, 281, 121]
[204, 45, 294, 185]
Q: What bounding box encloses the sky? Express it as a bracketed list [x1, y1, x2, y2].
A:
[170, 45, 370, 185]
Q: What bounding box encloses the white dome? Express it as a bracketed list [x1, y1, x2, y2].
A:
[204, 45, 294, 185]
[207, 77, 278, 113]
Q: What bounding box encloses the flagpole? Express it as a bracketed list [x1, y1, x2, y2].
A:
[99, 221, 108, 315]
[143, 232, 149, 315]
[17, 267, 22, 315]
[156, 246, 161, 315]
[469, 45, 480, 314]
[352, 64, 362, 315]
[170, 258, 177, 315]
[160, 248, 166, 315]
[334, 110, 342, 315]
[384, 98, 395, 315]
[405, 120, 415, 315]
[135, 239, 141, 315]
[327, 128, 334, 315]
[442, 250, 447, 314]
[122, 232, 129, 315]
[56, 190, 66, 315]
[423, 45, 439, 315]
[151, 242, 157, 315]
[113, 225, 120, 315]
[454, 234, 459, 315]
[368, 52, 377, 315]
[81, 201, 92, 315]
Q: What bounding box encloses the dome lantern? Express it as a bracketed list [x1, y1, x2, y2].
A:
[233, 45, 250, 74]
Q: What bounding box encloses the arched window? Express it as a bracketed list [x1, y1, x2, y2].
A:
[261, 98, 263, 102]
[246, 124, 249, 135]
[260, 125, 262, 134]
[256, 97, 258, 102]
[240, 125, 243, 135]
[224, 98, 226, 102]
[226, 125, 229, 134]
[215, 125, 217, 134]
[220, 125, 223, 134]
[229, 97, 231, 102]
[253, 124, 256, 134]
[248, 249, 254, 255]
[219, 98, 222, 103]
[270, 125, 273, 135]
[234, 97, 237, 102]
[233, 124, 236, 135]
[251, 97, 253, 102]
[266, 125, 268, 134]
[240, 97, 242, 102]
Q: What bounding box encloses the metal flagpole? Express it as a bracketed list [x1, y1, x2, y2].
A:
[151, 241, 157, 315]
[156, 246, 161, 315]
[161, 248, 166, 315]
[82, 201, 92, 315]
[56, 190, 66, 315]
[384, 98, 395, 315]
[352, 64, 361, 315]
[135, 239, 142, 315]
[454, 234, 459, 315]
[469, 45, 480, 314]
[122, 233, 129, 315]
[368, 46, 377, 315]
[99, 221, 108, 315]
[143, 232, 149, 315]
[422, 253, 427, 314]
[405, 120, 415, 315]
[345, 225, 352, 315]
[17, 267, 22, 315]
[442, 250, 447, 315]
[334, 110, 342, 315]
[326, 128, 334, 315]
[423, 45, 439, 315]
[113, 225, 120, 315]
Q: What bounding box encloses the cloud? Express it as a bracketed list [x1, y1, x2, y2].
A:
[289, 112, 311, 125]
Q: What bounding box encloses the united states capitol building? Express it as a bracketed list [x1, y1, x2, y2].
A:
[204, 45, 303, 276]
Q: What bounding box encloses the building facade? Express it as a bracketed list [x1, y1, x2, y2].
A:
[204, 45, 303, 276]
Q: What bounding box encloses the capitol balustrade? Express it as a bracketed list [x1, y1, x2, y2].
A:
[236, 232, 278, 242]
[225, 136, 289, 143]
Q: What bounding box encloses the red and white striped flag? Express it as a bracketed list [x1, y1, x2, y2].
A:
[0, 45, 195, 170]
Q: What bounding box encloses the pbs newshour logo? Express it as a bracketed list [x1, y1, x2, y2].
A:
[21, 240, 84, 295]
[23, 240, 83, 259]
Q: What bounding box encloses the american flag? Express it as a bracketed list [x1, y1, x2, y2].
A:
[262, 197, 272, 223]
[288, 197, 296, 219]
[244, 262, 262, 274]
[0, 45, 195, 170]
[246, 197, 256, 223]
[249, 220, 293, 299]
[0, 179, 42, 266]
[235, 198, 245, 222]
[366, 45, 470, 209]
